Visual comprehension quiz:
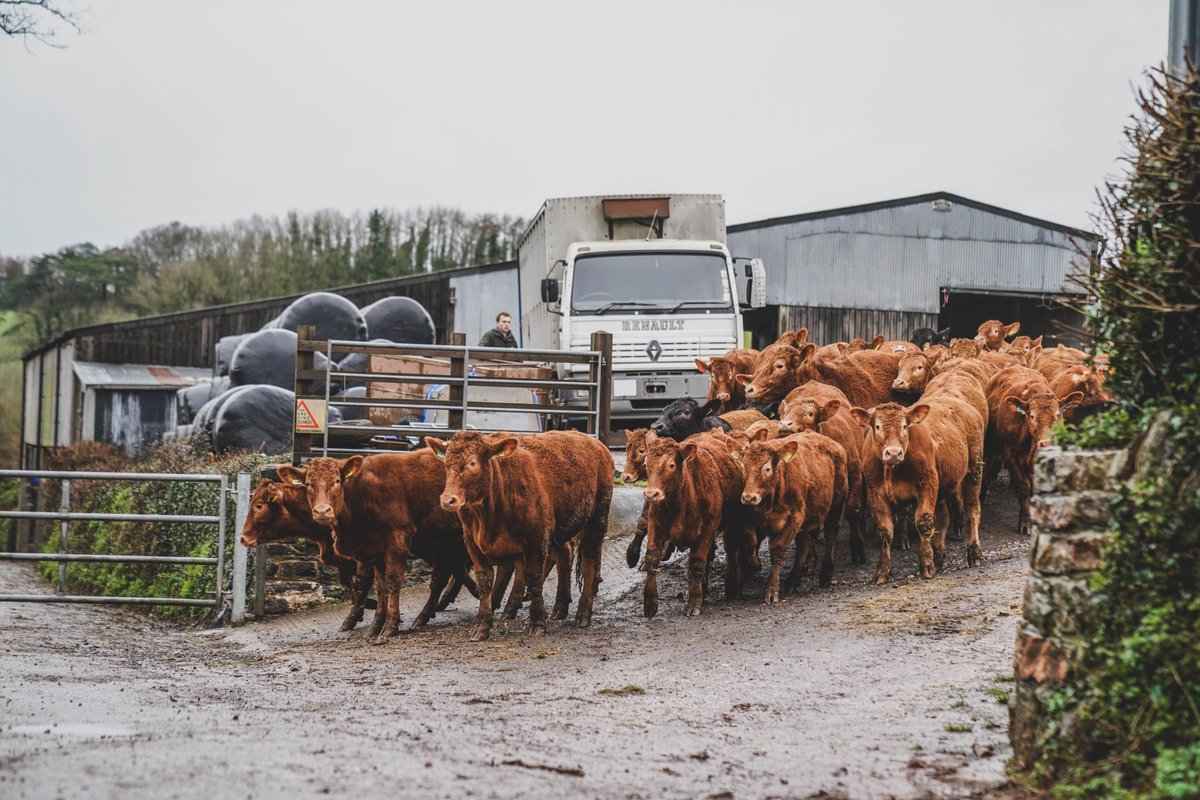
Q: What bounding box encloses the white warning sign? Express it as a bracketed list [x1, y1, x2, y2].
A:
[295, 399, 327, 433]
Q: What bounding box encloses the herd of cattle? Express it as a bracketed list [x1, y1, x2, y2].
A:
[239, 319, 1110, 643]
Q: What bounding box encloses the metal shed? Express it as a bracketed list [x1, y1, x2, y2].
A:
[727, 191, 1098, 347]
[73, 362, 213, 453]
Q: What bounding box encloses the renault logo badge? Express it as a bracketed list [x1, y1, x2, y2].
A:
[646, 339, 662, 362]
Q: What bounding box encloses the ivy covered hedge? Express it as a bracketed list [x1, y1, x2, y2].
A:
[1035, 63, 1200, 799]
[30, 440, 276, 620]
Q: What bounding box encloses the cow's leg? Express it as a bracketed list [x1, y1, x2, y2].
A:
[915, 487, 939, 580]
[869, 492, 895, 585]
[847, 504, 867, 566]
[372, 552, 408, 643]
[523, 544, 549, 637]
[782, 530, 810, 597]
[413, 560, 451, 628]
[722, 528, 745, 601]
[819, 522, 840, 589]
[462, 537, 496, 642]
[764, 532, 789, 605]
[367, 564, 388, 638]
[933, 501, 951, 574]
[576, 493, 609, 629]
[686, 535, 715, 616]
[962, 476, 984, 567]
[626, 503, 648, 568]
[1012, 461, 1034, 536]
[550, 543, 573, 621]
[641, 536, 665, 620]
[436, 575, 462, 610]
[500, 562, 526, 621]
[342, 560, 374, 632]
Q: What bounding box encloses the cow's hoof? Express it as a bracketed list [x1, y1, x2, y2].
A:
[574, 613, 592, 628]
[339, 618, 359, 633]
[501, 610, 519, 621]
[528, 623, 546, 637]
[551, 604, 569, 621]
[872, 571, 891, 586]
[967, 545, 982, 566]
[410, 616, 430, 629]
[470, 626, 491, 642]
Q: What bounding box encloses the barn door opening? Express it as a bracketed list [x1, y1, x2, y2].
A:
[937, 289, 1087, 347]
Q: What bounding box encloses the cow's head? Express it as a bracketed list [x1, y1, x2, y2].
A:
[843, 334, 885, 354]
[773, 328, 809, 349]
[744, 419, 783, 441]
[432, 431, 518, 511]
[976, 320, 1020, 351]
[1005, 390, 1084, 449]
[695, 355, 740, 412]
[621, 428, 652, 483]
[737, 343, 815, 403]
[725, 429, 796, 506]
[910, 327, 952, 349]
[851, 402, 930, 466]
[240, 479, 318, 547]
[278, 456, 362, 527]
[643, 434, 699, 503]
[949, 338, 984, 359]
[778, 397, 842, 434]
[892, 352, 931, 393]
[649, 397, 722, 440]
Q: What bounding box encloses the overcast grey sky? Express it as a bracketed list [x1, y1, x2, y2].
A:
[0, 1, 1168, 258]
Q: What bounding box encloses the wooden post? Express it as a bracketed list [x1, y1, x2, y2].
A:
[292, 324, 317, 465]
[450, 332, 466, 346]
[590, 331, 613, 446]
[448, 338, 466, 431]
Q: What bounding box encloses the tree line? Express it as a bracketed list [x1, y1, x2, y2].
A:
[0, 206, 525, 346]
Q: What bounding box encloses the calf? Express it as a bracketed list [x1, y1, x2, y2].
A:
[650, 397, 732, 440]
[985, 366, 1083, 533]
[433, 430, 612, 641]
[976, 320, 1020, 351]
[641, 432, 749, 617]
[695, 348, 759, 413]
[852, 394, 984, 584]
[278, 449, 473, 642]
[719, 407, 769, 431]
[239, 479, 377, 633]
[727, 432, 848, 600]
[948, 338, 984, 359]
[777, 383, 866, 564]
[910, 327, 951, 350]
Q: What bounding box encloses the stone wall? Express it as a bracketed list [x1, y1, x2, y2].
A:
[260, 540, 350, 614]
[1009, 445, 1127, 770]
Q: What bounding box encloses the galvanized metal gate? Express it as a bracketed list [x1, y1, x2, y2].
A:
[0, 469, 243, 613]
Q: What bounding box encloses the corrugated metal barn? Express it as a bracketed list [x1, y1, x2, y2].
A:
[727, 191, 1097, 348]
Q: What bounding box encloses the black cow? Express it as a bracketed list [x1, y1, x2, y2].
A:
[910, 327, 952, 350]
[649, 397, 732, 440]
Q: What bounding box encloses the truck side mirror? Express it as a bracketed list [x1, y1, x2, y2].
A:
[734, 257, 768, 309]
[540, 278, 560, 304]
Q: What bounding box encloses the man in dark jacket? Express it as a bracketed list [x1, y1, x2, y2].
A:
[478, 311, 518, 348]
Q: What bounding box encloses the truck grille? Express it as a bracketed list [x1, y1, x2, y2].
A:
[608, 338, 738, 366]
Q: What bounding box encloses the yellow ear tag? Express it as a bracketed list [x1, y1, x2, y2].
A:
[344, 469, 357, 480]
[494, 451, 507, 460]
[730, 451, 741, 461]
[781, 450, 795, 462]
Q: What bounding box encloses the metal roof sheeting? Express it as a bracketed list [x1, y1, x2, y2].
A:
[73, 362, 213, 390]
[728, 193, 1094, 314]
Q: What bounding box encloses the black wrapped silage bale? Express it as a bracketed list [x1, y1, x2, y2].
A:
[360, 296, 435, 343]
[229, 329, 298, 390]
[216, 334, 249, 377]
[332, 385, 368, 421]
[212, 385, 343, 456]
[274, 292, 367, 342]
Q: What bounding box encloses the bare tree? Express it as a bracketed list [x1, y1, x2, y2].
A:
[1, 1, 82, 47]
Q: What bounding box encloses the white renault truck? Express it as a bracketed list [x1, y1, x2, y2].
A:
[516, 194, 765, 428]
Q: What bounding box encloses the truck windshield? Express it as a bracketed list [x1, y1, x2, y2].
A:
[570, 251, 732, 315]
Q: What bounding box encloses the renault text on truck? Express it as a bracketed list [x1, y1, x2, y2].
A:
[516, 194, 765, 428]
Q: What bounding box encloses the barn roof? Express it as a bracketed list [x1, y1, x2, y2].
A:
[73, 362, 213, 391]
[728, 191, 1099, 241]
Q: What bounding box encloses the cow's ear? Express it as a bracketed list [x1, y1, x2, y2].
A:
[1005, 395, 1028, 416]
[1004, 322, 1021, 338]
[264, 485, 281, 504]
[752, 426, 771, 442]
[1032, 335, 1043, 346]
[907, 404, 931, 425]
[818, 399, 842, 423]
[1062, 391, 1085, 410]
[1027, 344, 1042, 364]
[424, 437, 448, 458]
[644, 429, 658, 445]
[699, 398, 723, 417]
[835, 342, 848, 354]
[779, 438, 800, 462]
[694, 358, 709, 374]
[492, 437, 520, 459]
[680, 442, 698, 462]
[796, 343, 816, 366]
[795, 327, 809, 347]
[871, 334, 885, 349]
[276, 465, 306, 485]
[937, 327, 951, 340]
[341, 455, 364, 481]
[850, 407, 872, 427]
[734, 373, 751, 387]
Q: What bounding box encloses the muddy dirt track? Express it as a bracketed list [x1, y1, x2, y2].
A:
[0, 490, 1027, 800]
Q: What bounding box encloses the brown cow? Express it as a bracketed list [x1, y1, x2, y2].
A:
[976, 320, 1020, 351]
[852, 394, 984, 584]
[727, 432, 848, 600]
[278, 449, 472, 643]
[892, 352, 934, 395]
[985, 366, 1083, 533]
[433, 430, 612, 641]
[719, 407, 769, 431]
[948, 337, 984, 359]
[738, 344, 899, 408]
[641, 431, 750, 617]
[239, 479, 378, 633]
[695, 348, 759, 413]
[777, 383, 866, 564]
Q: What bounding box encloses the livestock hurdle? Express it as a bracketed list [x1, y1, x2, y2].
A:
[292, 325, 614, 462]
[0, 469, 255, 621]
